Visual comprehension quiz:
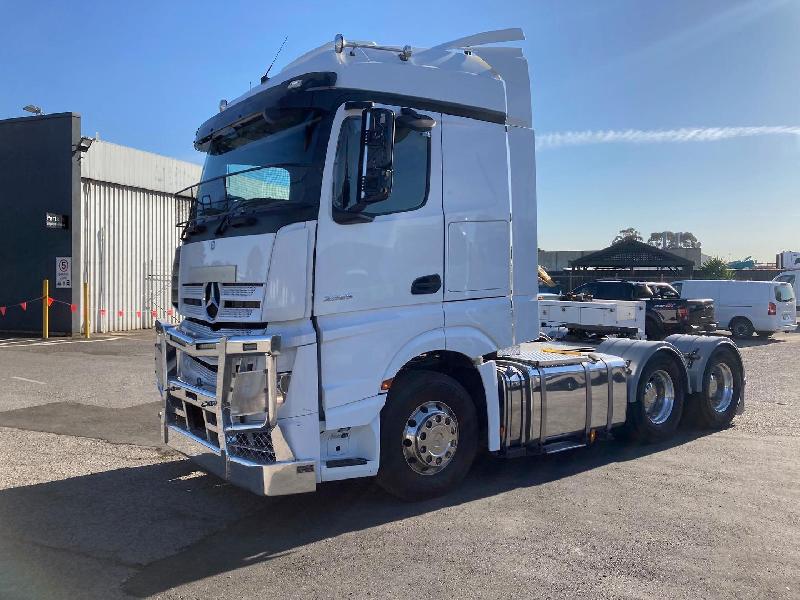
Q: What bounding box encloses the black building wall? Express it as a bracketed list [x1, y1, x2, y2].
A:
[0, 112, 80, 334]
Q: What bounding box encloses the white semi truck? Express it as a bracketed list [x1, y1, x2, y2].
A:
[155, 29, 745, 500]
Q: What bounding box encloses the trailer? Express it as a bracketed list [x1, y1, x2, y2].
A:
[155, 29, 745, 500]
[539, 299, 646, 339]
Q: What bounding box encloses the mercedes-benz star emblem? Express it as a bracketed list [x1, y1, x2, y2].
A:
[204, 282, 221, 319]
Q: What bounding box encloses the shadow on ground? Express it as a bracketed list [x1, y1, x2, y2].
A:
[0, 424, 718, 598]
[0, 402, 162, 446]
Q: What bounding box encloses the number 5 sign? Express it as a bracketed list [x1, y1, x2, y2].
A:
[56, 257, 72, 289]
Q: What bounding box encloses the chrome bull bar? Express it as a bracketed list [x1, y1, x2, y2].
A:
[154, 320, 316, 496]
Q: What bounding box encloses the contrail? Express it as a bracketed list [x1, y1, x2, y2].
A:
[536, 126, 800, 150]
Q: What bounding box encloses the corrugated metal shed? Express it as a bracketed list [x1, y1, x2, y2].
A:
[78, 141, 201, 333]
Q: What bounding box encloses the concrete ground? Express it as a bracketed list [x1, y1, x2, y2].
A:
[0, 329, 798, 599]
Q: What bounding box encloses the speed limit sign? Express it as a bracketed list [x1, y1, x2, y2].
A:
[56, 257, 72, 289]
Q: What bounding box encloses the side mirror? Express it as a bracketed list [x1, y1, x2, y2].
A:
[356, 107, 394, 205]
[396, 108, 436, 132]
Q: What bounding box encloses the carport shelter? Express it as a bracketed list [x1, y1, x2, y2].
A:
[569, 239, 694, 280]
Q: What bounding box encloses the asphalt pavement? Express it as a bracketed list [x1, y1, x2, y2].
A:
[0, 329, 798, 599]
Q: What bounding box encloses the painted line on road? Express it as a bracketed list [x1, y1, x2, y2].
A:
[0, 337, 121, 348]
[10, 376, 47, 385]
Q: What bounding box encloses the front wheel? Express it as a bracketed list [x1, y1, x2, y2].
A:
[377, 370, 478, 501]
[622, 354, 686, 443]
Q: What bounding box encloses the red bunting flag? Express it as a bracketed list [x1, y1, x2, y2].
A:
[136, 310, 142, 318]
[99, 309, 107, 316]
[70, 304, 77, 313]
[20, 302, 27, 311]
[117, 310, 124, 317]
[150, 310, 158, 318]
[47, 297, 54, 307]
[0, 307, 5, 316]
[167, 309, 174, 316]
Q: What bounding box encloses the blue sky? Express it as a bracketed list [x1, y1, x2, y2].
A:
[2, 0, 798, 261]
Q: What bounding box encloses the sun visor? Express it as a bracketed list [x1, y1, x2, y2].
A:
[194, 72, 337, 149]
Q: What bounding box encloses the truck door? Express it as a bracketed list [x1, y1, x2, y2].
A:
[314, 105, 444, 410]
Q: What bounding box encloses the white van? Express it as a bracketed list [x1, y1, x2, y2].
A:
[677, 280, 796, 338]
[774, 271, 800, 313]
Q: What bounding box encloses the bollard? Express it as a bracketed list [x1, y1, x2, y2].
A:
[83, 281, 91, 339]
[42, 279, 49, 339]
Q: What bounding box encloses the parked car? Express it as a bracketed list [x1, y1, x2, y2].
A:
[570, 280, 716, 340]
[676, 280, 796, 338]
[773, 271, 800, 314]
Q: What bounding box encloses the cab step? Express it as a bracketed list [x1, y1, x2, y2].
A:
[542, 440, 586, 454]
[326, 458, 368, 468]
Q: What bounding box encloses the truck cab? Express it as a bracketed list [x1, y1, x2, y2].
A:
[156, 30, 744, 500]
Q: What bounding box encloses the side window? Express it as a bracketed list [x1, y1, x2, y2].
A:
[332, 114, 431, 217]
[632, 284, 652, 300]
[611, 282, 630, 299]
[592, 283, 611, 299]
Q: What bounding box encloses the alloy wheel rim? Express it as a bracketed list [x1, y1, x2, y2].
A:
[402, 401, 459, 475]
[708, 362, 734, 413]
[642, 370, 675, 425]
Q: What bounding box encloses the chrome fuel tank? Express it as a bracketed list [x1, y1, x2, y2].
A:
[496, 343, 627, 452]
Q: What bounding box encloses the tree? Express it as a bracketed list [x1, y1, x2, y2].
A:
[612, 227, 643, 245]
[647, 231, 702, 249]
[696, 257, 734, 280]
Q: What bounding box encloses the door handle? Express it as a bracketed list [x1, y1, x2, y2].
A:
[411, 274, 441, 295]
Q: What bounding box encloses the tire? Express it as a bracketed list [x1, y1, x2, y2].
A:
[730, 318, 754, 339]
[623, 353, 685, 443]
[756, 331, 774, 339]
[645, 317, 665, 341]
[688, 347, 743, 429]
[376, 370, 478, 501]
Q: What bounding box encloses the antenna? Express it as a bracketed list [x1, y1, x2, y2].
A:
[261, 36, 288, 83]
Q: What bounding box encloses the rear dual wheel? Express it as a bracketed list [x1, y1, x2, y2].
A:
[623, 354, 686, 443]
[688, 347, 742, 429]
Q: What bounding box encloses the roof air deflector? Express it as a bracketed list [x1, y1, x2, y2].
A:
[431, 28, 525, 50]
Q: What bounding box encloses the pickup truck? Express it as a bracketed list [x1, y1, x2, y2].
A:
[571, 280, 716, 340]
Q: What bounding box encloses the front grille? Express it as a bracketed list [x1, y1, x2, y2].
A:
[221, 284, 263, 297]
[180, 319, 266, 338]
[226, 430, 276, 463]
[179, 353, 218, 390]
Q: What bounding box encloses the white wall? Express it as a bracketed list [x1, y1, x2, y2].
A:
[77, 141, 201, 333]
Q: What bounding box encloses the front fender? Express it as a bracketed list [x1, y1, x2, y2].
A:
[382, 328, 447, 381]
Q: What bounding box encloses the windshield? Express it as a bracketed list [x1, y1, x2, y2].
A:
[188, 107, 326, 221]
[776, 283, 795, 303]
